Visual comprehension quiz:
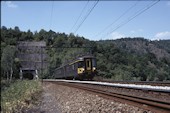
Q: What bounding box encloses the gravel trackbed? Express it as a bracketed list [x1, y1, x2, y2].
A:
[26, 82, 153, 113]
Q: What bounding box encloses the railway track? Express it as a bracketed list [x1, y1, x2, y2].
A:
[93, 79, 170, 86]
[43, 79, 170, 113]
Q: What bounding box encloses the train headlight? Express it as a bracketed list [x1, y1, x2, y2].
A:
[78, 68, 85, 74]
[82, 68, 85, 71]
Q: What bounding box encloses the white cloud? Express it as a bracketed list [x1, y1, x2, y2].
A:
[6, 1, 18, 8]
[109, 32, 125, 40]
[153, 31, 170, 40]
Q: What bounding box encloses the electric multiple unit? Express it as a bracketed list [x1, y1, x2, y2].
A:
[53, 55, 97, 80]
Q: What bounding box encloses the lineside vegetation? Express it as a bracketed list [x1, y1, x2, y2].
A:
[1, 80, 42, 113]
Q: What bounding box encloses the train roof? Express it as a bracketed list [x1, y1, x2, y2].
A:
[77, 55, 95, 59]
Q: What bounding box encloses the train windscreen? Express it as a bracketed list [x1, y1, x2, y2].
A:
[92, 58, 96, 67]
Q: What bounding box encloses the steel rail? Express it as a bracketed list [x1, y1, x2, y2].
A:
[43, 80, 170, 112]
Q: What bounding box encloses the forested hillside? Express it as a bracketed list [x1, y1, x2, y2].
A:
[1, 26, 170, 81]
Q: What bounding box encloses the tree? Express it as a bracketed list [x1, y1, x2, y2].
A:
[38, 29, 47, 41]
[14, 26, 21, 42]
[26, 29, 33, 40]
[1, 46, 16, 81]
[1, 26, 7, 42]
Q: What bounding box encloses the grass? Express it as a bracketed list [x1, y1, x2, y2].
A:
[1, 80, 42, 113]
[1, 79, 16, 91]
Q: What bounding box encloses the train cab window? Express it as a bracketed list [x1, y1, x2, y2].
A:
[78, 61, 84, 68]
[86, 60, 90, 68]
[92, 59, 96, 67]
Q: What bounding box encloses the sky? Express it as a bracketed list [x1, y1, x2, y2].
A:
[1, 1, 170, 41]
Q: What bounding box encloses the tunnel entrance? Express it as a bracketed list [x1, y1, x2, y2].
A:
[20, 69, 39, 80]
[23, 72, 34, 80]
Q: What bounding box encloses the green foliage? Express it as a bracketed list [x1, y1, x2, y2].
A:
[1, 80, 42, 113]
[1, 45, 17, 79]
[1, 26, 170, 81]
[96, 39, 170, 81]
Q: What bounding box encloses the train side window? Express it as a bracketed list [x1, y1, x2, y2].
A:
[67, 66, 69, 71]
[56, 69, 61, 74]
[72, 64, 74, 70]
[78, 61, 84, 68]
[59, 69, 61, 74]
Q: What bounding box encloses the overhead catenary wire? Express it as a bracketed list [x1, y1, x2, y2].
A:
[94, 0, 140, 38]
[73, 0, 99, 34]
[102, 0, 160, 39]
[70, 1, 89, 32]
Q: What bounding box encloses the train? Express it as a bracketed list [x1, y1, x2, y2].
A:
[53, 55, 97, 80]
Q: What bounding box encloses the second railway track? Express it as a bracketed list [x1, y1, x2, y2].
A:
[43, 79, 170, 113]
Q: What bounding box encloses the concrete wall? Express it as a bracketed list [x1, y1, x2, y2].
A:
[17, 41, 48, 79]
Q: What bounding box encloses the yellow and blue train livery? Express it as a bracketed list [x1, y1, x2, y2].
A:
[53, 55, 97, 80]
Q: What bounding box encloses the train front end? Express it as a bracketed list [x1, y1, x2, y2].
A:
[77, 56, 97, 80]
